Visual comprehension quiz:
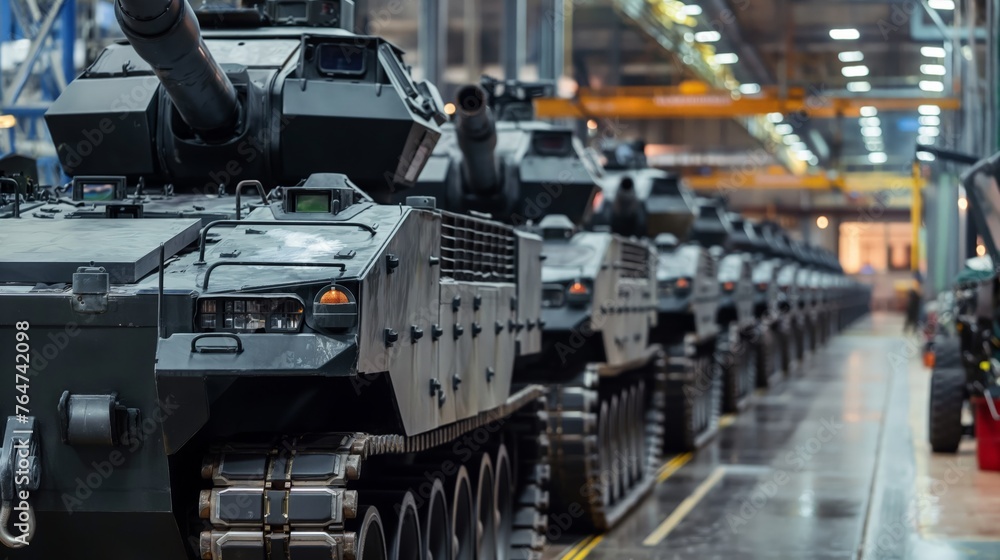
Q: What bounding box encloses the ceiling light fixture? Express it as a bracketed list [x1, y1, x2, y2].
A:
[739, 83, 761, 95]
[928, 0, 955, 10]
[921, 46, 947, 58]
[860, 106, 878, 117]
[917, 151, 936, 162]
[918, 105, 941, 115]
[694, 31, 721, 42]
[838, 51, 864, 62]
[918, 115, 941, 126]
[847, 81, 871, 92]
[868, 152, 888, 164]
[774, 124, 793, 135]
[842, 65, 870, 77]
[830, 28, 861, 40]
[713, 53, 739, 64]
[861, 127, 882, 137]
[918, 126, 940, 136]
[920, 64, 946, 76]
[919, 80, 945, 92]
[681, 4, 703, 15]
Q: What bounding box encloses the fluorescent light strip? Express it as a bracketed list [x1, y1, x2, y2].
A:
[921, 46, 946, 58]
[830, 28, 860, 40]
[928, 0, 955, 10]
[842, 65, 870, 77]
[839, 51, 864, 62]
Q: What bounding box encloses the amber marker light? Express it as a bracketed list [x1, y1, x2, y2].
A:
[320, 288, 350, 305]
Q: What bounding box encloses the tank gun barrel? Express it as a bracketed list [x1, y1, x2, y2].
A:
[115, 0, 239, 137]
[454, 85, 500, 195]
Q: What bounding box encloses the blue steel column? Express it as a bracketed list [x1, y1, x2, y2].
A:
[419, 0, 446, 88]
[503, 0, 525, 80]
[61, 0, 76, 84]
[539, 0, 564, 81]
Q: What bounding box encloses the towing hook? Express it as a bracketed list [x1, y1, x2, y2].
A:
[0, 416, 40, 548]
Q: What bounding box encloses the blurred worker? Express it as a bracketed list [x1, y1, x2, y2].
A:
[904, 277, 922, 334]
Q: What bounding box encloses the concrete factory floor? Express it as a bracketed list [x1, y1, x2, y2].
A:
[544, 313, 1000, 560]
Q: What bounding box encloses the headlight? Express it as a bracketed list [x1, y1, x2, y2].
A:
[197, 296, 305, 333]
[658, 278, 690, 297]
[542, 284, 567, 308]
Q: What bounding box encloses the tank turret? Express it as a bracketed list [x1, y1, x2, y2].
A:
[407, 77, 598, 224]
[45, 0, 445, 196]
[592, 141, 697, 239]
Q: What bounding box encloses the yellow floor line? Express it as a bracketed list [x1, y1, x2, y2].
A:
[656, 452, 692, 483]
[642, 466, 727, 546]
[558, 535, 593, 559]
[573, 402, 740, 556]
[570, 534, 605, 560]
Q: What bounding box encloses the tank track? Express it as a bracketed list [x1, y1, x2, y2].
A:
[196, 385, 547, 560]
[545, 354, 666, 532]
[719, 321, 757, 413]
[663, 336, 721, 451]
[755, 319, 782, 389]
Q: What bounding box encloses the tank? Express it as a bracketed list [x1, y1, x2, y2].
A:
[741, 220, 787, 387]
[0, 3, 552, 560]
[399, 78, 666, 532]
[689, 201, 758, 414]
[594, 140, 723, 452]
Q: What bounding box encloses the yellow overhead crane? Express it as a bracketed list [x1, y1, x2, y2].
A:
[684, 169, 923, 192]
[535, 85, 961, 119]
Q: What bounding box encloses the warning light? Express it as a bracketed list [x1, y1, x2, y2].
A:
[676, 278, 690, 289]
[444, 103, 456, 115]
[568, 282, 589, 295]
[723, 281, 735, 291]
[592, 191, 604, 212]
[320, 289, 350, 305]
[587, 119, 598, 130]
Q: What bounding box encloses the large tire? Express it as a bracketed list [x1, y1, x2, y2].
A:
[929, 366, 966, 453]
[933, 335, 962, 370]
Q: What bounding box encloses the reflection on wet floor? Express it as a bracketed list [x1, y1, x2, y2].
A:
[544, 313, 1000, 560]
